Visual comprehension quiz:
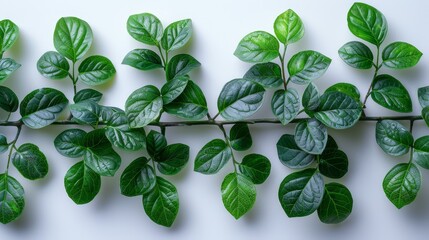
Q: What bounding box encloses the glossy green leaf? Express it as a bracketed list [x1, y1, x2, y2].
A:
[288, 50, 331, 85]
[146, 130, 167, 160]
[54, 17, 92, 62]
[161, 19, 192, 52]
[20, 88, 69, 129]
[338, 41, 374, 69]
[239, 154, 271, 184]
[302, 83, 320, 111]
[161, 76, 189, 104]
[218, 79, 265, 120]
[234, 31, 279, 63]
[294, 119, 327, 155]
[274, 9, 304, 45]
[422, 107, 429, 128]
[143, 176, 179, 227]
[157, 144, 189, 175]
[0, 58, 20, 82]
[125, 85, 163, 128]
[317, 183, 353, 224]
[122, 49, 163, 71]
[0, 86, 18, 112]
[78, 55, 116, 86]
[229, 123, 252, 151]
[221, 172, 256, 219]
[375, 120, 413, 156]
[0, 19, 19, 54]
[325, 83, 361, 103]
[120, 157, 156, 197]
[12, 143, 48, 180]
[243, 62, 283, 88]
[64, 161, 101, 204]
[194, 139, 231, 174]
[382, 42, 422, 69]
[166, 54, 200, 81]
[418, 86, 429, 108]
[319, 149, 348, 179]
[70, 100, 100, 126]
[0, 135, 8, 154]
[278, 168, 324, 217]
[74, 89, 102, 103]
[0, 173, 24, 224]
[37, 51, 70, 79]
[412, 136, 429, 169]
[325, 135, 339, 151]
[127, 13, 163, 45]
[383, 163, 421, 209]
[276, 134, 315, 169]
[54, 129, 87, 158]
[347, 2, 387, 46]
[271, 88, 300, 125]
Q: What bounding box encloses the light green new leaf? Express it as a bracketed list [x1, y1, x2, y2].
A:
[54, 129, 87, 158]
[382, 42, 422, 69]
[271, 88, 300, 125]
[239, 154, 271, 184]
[120, 157, 156, 197]
[37, 51, 70, 79]
[161, 19, 192, 52]
[221, 173, 256, 219]
[0, 58, 20, 82]
[127, 13, 163, 45]
[166, 54, 200, 81]
[0, 19, 19, 54]
[276, 134, 315, 169]
[375, 120, 413, 156]
[12, 143, 48, 180]
[122, 49, 163, 71]
[234, 31, 279, 63]
[317, 183, 353, 224]
[288, 50, 331, 85]
[413, 136, 429, 169]
[0, 173, 25, 224]
[125, 85, 163, 128]
[194, 139, 231, 174]
[64, 161, 101, 204]
[0, 86, 18, 112]
[371, 74, 412, 113]
[78, 55, 116, 86]
[338, 41, 374, 69]
[274, 9, 304, 45]
[294, 119, 327, 155]
[229, 123, 252, 151]
[243, 62, 283, 88]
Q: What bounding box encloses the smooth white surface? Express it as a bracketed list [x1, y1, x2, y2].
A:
[1, 0, 429, 239]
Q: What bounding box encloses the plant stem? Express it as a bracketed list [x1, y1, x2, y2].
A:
[410, 119, 415, 134]
[5, 112, 11, 121]
[5, 125, 22, 174]
[279, 45, 288, 89]
[157, 44, 167, 68]
[218, 124, 238, 172]
[362, 46, 381, 109]
[71, 61, 77, 96]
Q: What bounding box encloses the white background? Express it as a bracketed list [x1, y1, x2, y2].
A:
[1, 0, 429, 239]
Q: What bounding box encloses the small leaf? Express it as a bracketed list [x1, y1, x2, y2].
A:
[157, 144, 189, 175]
[161, 76, 189, 104]
[276, 134, 315, 169]
[194, 139, 231, 174]
[161, 19, 192, 52]
[294, 119, 327, 155]
[143, 176, 179, 227]
[382, 42, 422, 69]
[221, 172, 256, 219]
[70, 100, 101, 126]
[0, 173, 25, 224]
[412, 136, 429, 169]
[0, 58, 20, 82]
[383, 163, 421, 209]
[338, 41, 374, 69]
[0, 86, 18, 112]
[64, 161, 101, 204]
[302, 83, 320, 111]
[12, 143, 48, 180]
[239, 154, 271, 184]
[166, 54, 200, 81]
[418, 86, 429, 108]
[127, 13, 163, 45]
[37, 51, 70, 79]
[122, 49, 163, 71]
[120, 157, 156, 196]
[125, 85, 163, 128]
[229, 123, 252, 151]
[274, 9, 304, 45]
[319, 149, 349, 179]
[243, 62, 283, 88]
[54, 129, 87, 158]
[78, 55, 116, 86]
[20, 88, 69, 129]
[325, 83, 361, 103]
[74, 89, 102, 103]
[146, 130, 167, 160]
[218, 79, 265, 120]
[0, 19, 19, 53]
[234, 31, 279, 63]
[288, 50, 331, 85]
[271, 88, 300, 125]
[422, 107, 429, 128]
[0, 135, 8, 154]
[278, 168, 324, 217]
[317, 183, 353, 224]
[376, 120, 413, 156]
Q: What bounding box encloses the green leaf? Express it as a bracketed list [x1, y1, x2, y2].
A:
[218, 79, 265, 120]
[288, 50, 331, 85]
[221, 172, 256, 219]
[338, 41, 374, 69]
[78, 55, 116, 86]
[64, 161, 101, 204]
[319, 149, 349, 179]
[143, 176, 179, 227]
[375, 120, 413, 156]
[84, 129, 121, 177]
[271, 88, 300, 125]
[302, 83, 320, 111]
[382, 42, 422, 69]
[74, 89, 102, 103]
[54, 17, 92, 62]
[161, 19, 192, 52]
[317, 183, 353, 224]
[325, 135, 339, 151]
[122, 49, 163, 71]
[422, 107, 429, 128]
[278, 168, 324, 217]
[37, 51, 70, 79]
[0, 135, 8, 154]
[294, 119, 327, 155]
[274, 9, 304, 45]
[314, 91, 362, 129]
[0, 173, 24, 224]
[412, 136, 429, 169]
[157, 144, 189, 175]
[229, 123, 252, 151]
[276, 134, 315, 169]
[0, 86, 18, 112]
[0, 58, 20, 82]
[383, 163, 421, 209]
[325, 83, 361, 103]
[347, 2, 387, 46]
[243, 62, 283, 88]
[234, 31, 279, 63]
[0, 19, 19, 54]
[12, 143, 48, 180]
[166, 54, 200, 81]
[194, 139, 231, 174]
[70, 100, 100, 126]
[120, 157, 156, 197]
[418, 86, 429, 108]
[54, 129, 87, 158]
[127, 13, 163, 45]
[146, 130, 167, 160]
[20, 88, 69, 129]
[161, 76, 189, 104]
[239, 154, 271, 184]
[371, 74, 412, 113]
[125, 85, 163, 128]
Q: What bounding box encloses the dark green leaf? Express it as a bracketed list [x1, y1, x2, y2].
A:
[146, 130, 167, 160]
[371, 74, 412, 113]
[125, 85, 163, 128]
[194, 139, 231, 174]
[234, 31, 279, 63]
[54, 129, 87, 158]
[78, 55, 116, 86]
[0, 86, 18, 112]
[376, 120, 413, 156]
[74, 89, 102, 103]
[338, 41, 374, 69]
[276, 134, 315, 169]
[325, 135, 339, 151]
[229, 123, 252, 151]
[288, 50, 331, 85]
[120, 157, 156, 196]
[239, 154, 271, 184]
[37, 51, 70, 79]
[243, 62, 282, 88]
[294, 119, 327, 155]
[271, 88, 300, 125]
[166, 54, 200, 81]
[274, 9, 304, 45]
[127, 13, 163, 45]
[157, 144, 189, 175]
[70, 100, 100, 126]
[319, 149, 348, 179]
[0, 173, 24, 224]
[161, 19, 192, 52]
[325, 83, 361, 104]
[0, 135, 8, 154]
[0, 19, 19, 53]
[422, 107, 429, 128]
[418, 86, 429, 108]
[413, 136, 429, 169]
[0, 58, 20, 82]
[382, 42, 422, 69]
[122, 49, 163, 71]
[64, 161, 101, 204]
[161, 76, 189, 104]
[12, 143, 48, 180]
[302, 83, 320, 111]
[317, 183, 353, 224]
[221, 172, 256, 219]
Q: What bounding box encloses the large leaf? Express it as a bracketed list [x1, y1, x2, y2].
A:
[276, 134, 315, 169]
[0, 19, 19, 53]
[70, 100, 101, 126]
[375, 120, 413, 156]
[234, 31, 279, 63]
[221, 173, 256, 219]
[243, 62, 283, 88]
[347, 2, 387, 46]
[78, 55, 116, 86]
[239, 154, 271, 184]
[383, 163, 421, 209]
[0, 86, 18, 112]
[418, 86, 429, 108]
[294, 119, 327, 155]
[271, 88, 300, 125]
[122, 49, 163, 71]
[166, 54, 200, 81]
[319, 149, 348, 179]
[37, 51, 70, 79]
[274, 9, 304, 45]
[157, 143, 189, 175]
[127, 13, 163, 45]
[161, 76, 189, 104]
[0, 173, 25, 224]
[73, 89, 102, 103]
[325, 83, 361, 103]
[54, 17, 93, 62]
[218, 79, 265, 120]
[317, 183, 353, 224]
[12, 143, 48, 180]
[125, 85, 163, 128]
[64, 161, 101, 204]
[382, 42, 422, 69]
[120, 157, 156, 197]
[143, 176, 179, 227]
[146, 130, 167, 160]
[338, 41, 374, 69]
[278, 168, 324, 217]
[194, 139, 231, 174]
[229, 123, 252, 151]
[20, 88, 69, 129]
[0, 58, 20, 82]
[288, 50, 331, 85]
[161, 19, 192, 52]
[371, 74, 412, 113]
[412, 136, 429, 169]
